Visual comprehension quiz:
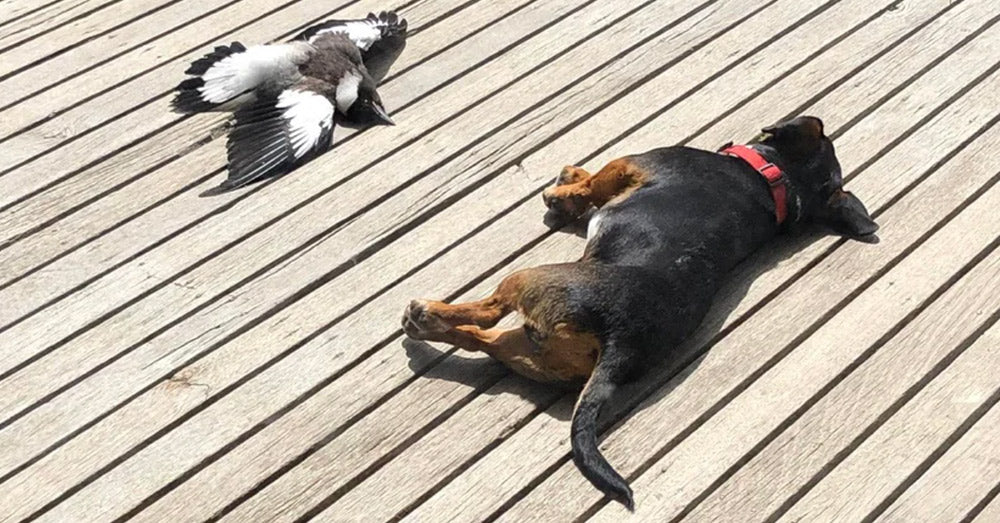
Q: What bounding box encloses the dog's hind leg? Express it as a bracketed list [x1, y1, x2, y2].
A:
[403, 264, 605, 383]
[402, 270, 531, 331]
[404, 324, 570, 383]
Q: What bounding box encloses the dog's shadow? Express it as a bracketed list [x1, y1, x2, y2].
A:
[401, 217, 830, 425]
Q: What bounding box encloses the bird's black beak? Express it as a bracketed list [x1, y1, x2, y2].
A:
[372, 101, 395, 126]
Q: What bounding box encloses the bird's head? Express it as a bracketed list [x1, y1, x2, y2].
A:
[343, 74, 394, 127]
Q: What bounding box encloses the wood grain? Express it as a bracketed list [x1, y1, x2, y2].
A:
[0, 0, 188, 79]
[974, 492, 1000, 522]
[0, 0, 458, 200]
[0, 0, 123, 49]
[317, 1, 994, 519]
[683, 235, 1000, 522]
[877, 392, 1000, 522]
[587, 153, 1000, 522]
[0, 0, 262, 108]
[777, 315, 1000, 522]
[0, 0, 568, 283]
[0, 0, 741, 519]
[0, 0, 727, 436]
[2, 0, 997, 519]
[402, 11, 1000, 522]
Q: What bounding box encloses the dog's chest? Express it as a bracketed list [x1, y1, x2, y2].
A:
[586, 211, 604, 240]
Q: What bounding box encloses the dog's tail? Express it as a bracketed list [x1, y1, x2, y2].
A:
[571, 348, 635, 511]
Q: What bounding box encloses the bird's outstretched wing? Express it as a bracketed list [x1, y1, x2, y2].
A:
[294, 11, 407, 83]
[223, 89, 335, 189]
[173, 42, 311, 114]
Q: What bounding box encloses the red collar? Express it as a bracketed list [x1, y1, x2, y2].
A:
[719, 144, 788, 225]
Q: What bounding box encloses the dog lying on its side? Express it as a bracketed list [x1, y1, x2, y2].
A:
[401, 116, 878, 509]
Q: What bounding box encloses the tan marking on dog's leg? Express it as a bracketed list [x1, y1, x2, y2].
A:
[557, 165, 592, 185]
[531, 321, 601, 382]
[445, 326, 559, 382]
[403, 272, 531, 339]
[542, 158, 650, 217]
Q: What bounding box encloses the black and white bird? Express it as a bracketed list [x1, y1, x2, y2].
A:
[173, 11, 408, 189]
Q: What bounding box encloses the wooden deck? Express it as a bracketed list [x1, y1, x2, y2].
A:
[1, 0, 999, 520]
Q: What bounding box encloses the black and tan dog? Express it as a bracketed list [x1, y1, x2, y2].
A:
[401, 116, 878, 509]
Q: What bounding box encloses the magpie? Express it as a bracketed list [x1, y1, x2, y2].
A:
[172, 11, 408, 189]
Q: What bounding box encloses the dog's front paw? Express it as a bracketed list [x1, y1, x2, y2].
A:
[555, 165, 589, 186]
[402, 300, 451, 340]
[542, 186, 589, 220]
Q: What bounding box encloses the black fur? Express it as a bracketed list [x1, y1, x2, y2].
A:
[553, 117, 878, 508]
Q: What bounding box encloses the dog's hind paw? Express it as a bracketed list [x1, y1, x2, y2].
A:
[402, 300, 451, 340]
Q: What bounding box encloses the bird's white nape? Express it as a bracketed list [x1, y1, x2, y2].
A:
[334, 71, 362, 113]
[277, 90, 335, 159]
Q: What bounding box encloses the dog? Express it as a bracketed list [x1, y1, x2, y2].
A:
[401, 116, 878, 509]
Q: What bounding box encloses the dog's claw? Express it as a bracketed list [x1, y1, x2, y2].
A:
[402, 299, 450, 340]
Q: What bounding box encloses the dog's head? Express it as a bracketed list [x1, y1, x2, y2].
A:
[754, 116, 879, 240]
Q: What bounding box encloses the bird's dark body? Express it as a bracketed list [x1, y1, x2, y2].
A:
[297, 34, 362, 90]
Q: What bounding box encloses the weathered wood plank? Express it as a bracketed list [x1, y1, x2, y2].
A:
[5, 1, 994, 520]
[0, 0, 658, 431]
[0, 0, 546, 348]
[975, 492, 1000, 522]
[0, 0, 729, 518]
[0, 0, 188, 79]
[0, 0, 456, 190]
[775, 317, 1000, 522]
[136, 232, 582, 522]
[400, 15, 1000, 523]
[0, 0, 560, 288]
[479, 87, 1000, 523]
[0, 0, 534, 254]
[0, 0, 538, 424]
[417, 118, 1000, 521]
[0, 0, 722, 425]
[97, 1, 990, 520]
[682, 243, 1000, 521]
[0, 0, 259, 105]
[0, 0, 65, 27]
[313, 2, 996, 519]
[572, 149, 1000, 522]
[0, 0, 118, 49]
[1, 1, 976, 520]
[877, 392, 1000, 522]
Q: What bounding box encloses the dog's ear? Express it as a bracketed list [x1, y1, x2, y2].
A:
[762, 116, 825, 158]
[816, 190, 879, 239]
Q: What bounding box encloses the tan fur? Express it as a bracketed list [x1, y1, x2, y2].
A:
[542, 158, 651, 217]
[405, 267, 600, 383]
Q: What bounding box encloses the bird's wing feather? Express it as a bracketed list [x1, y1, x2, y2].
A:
[223, 89, 335, 188]
[293, 11, 407, 82]
[173, 42, 310, 113]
